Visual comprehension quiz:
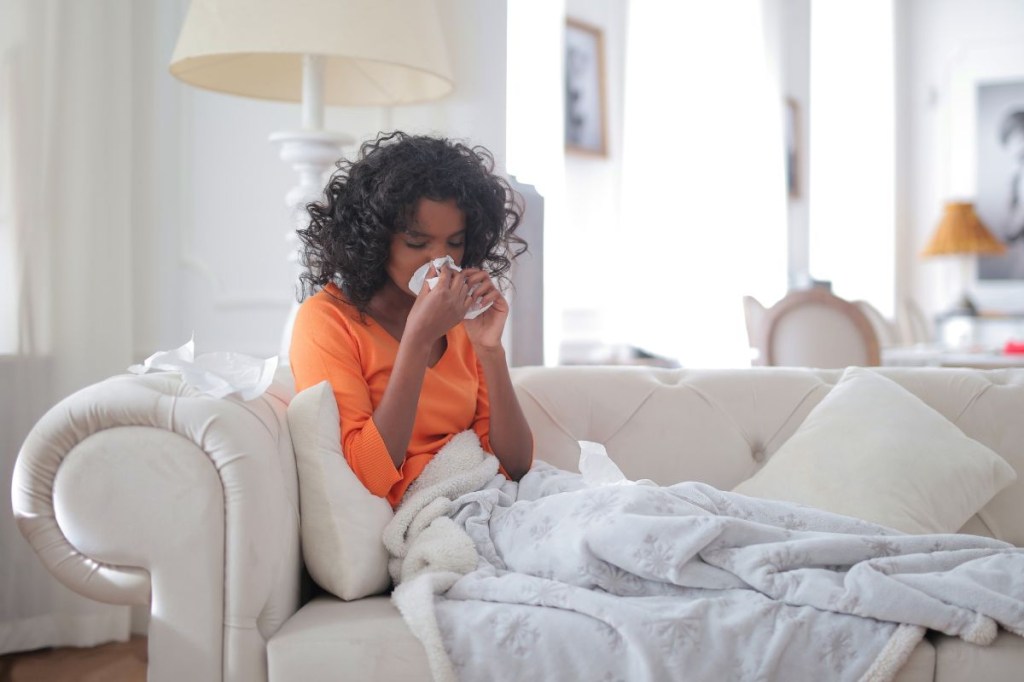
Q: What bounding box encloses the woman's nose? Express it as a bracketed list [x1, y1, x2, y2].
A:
[426, 247, 449, 263]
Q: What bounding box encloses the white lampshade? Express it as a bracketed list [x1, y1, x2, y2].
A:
[169, 0, 454, 106]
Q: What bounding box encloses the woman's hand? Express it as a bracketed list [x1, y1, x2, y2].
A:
[461, 268, 509, 350]
[405, 263, 475, 345]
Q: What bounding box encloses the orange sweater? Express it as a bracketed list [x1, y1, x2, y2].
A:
[289, 283, 493, 508]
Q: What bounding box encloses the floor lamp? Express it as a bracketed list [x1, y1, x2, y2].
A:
[168, 0, 454, 361]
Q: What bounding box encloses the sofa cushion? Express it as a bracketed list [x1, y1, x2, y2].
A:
[267, 596, 431, 682]
[287, 381, 394, 600]
[266, 596, 937, 682]
[732, 367, 1016, 534]
[893, 639, 936, 682]
[932, 631, 1024, 681]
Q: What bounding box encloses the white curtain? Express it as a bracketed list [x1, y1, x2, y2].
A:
[1, 0, 134, 654]
[611, 0, 788, 367]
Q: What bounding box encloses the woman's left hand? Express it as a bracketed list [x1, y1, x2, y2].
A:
[460, 268, 508, 349]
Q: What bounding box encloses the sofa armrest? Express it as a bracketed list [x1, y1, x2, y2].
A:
[11, 372, 301, 682]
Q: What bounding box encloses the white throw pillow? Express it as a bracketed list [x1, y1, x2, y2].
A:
[733, 367, 1016, 534]
[287, 380, 394, 599]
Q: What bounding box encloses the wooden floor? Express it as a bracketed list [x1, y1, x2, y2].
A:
[0, 636, 146, 682]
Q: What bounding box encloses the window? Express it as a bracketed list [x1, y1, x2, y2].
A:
[809, 0, 896, 315]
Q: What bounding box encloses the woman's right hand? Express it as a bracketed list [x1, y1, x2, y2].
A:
[404, 263, 474, 345]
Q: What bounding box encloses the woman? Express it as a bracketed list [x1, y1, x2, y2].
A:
[289, 131, 533, 508]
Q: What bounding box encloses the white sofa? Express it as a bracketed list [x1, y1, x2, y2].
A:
[11, 365, 1024, 681]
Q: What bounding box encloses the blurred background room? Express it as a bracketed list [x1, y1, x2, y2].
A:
[4, 0, 1024, 668]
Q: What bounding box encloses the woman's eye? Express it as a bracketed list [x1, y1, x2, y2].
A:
[448, 241, 465, 248]
[404, 242, 427, 249]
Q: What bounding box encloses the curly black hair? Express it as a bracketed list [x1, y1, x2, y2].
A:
[297, 131, 527, 310]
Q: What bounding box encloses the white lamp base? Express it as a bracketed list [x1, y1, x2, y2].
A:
[271, 129, 354, 362]
[950, 253, 979, 317]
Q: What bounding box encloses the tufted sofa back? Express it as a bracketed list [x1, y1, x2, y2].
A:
[509, 366, 1024, 546]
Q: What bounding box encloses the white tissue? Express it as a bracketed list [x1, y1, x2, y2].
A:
[408, 255, 494, 320]
[579, 440, 629, 486]
[127, 334, 278, 401]
[578, 441, 657, 487]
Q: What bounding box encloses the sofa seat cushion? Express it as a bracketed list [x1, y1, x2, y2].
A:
[894, 639, 936, 682]
[268, 597, 943, 682]
[933, 630, 1024, 681]
[267, 595, 431, 681]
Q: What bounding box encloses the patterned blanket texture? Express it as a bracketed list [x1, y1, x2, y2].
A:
[382, 431, 1024, 682]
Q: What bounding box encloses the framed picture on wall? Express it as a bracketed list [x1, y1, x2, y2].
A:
[565, 19, 607, 157]
[947, 42, 1024, 312]
[976, 80, 1024, 281]
[785, 97, 801, 199]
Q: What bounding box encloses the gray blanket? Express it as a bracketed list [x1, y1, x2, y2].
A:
[387, 434, 1024, 682]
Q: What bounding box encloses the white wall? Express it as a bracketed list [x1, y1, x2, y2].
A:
[897, 0, 1024, 322]
[70, 0, 1024, 368]
[765, 0, 811, 288]
[393, 0, 507, 158]
[131, 0, 509, 362]
[561, 0, 627, 346]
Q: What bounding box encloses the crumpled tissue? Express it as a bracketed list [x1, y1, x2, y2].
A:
[408, 255, 494, 320]
[127, 334, 278, 401]
[579, 440, 656, 487]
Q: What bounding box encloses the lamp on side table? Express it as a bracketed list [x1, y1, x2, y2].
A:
[921, 201, 1006, 316]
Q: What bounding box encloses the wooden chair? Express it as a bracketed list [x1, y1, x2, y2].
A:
[854, 300, 901, 348]
[742, 295, 768, 364]
[899, 297, 933, 346]
[757, 288, 881, 368]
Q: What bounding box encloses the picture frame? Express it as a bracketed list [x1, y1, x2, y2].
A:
[564, 19, 608, 157]
[976, 80, 1024, 281]
[784, 97, 801, 199]
[947, 42, 1024, 310]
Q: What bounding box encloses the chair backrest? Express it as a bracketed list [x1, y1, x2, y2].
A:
[853, 300, 900, 348]
[899, 297, 933, 346]
[742, 295, 767, 346]
[758, 288, 881, 368]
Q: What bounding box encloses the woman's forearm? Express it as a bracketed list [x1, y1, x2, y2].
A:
[373, 335, 432, 469]
[475, 346, 533, 480]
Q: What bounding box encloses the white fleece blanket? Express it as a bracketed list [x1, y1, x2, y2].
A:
[385, 432, 1024, 682]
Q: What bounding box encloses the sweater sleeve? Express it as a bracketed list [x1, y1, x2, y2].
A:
[290, 300, 402, 498]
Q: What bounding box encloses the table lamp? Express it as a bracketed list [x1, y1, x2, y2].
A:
[921, 201, 1006, 315]
[169, 0, 454, 358]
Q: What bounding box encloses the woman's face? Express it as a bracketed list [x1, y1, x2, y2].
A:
[386, 198, 467, 295]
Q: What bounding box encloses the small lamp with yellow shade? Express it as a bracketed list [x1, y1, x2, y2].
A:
[921, 201, 1006, 316]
